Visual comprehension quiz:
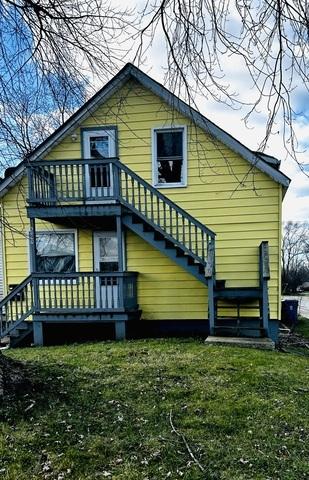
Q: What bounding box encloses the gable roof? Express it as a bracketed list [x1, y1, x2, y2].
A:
[0, 63, 290, 197]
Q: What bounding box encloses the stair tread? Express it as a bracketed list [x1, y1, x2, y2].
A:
[215, 287, 262, 299]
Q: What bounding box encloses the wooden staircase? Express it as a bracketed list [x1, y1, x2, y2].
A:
[0, 159, 272, 346]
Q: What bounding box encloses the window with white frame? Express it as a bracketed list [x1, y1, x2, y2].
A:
[35, 232, 76, 273]
[153, 127, 187, 187]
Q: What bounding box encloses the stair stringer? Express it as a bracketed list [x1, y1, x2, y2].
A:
[122, 213, 208, 285]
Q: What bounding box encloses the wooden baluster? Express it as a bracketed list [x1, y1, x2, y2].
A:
[138, 182, 141, 212]
[111, 277, 114, 309]
[42, 280, 46, 309]
[151, 192, 154, 222]
[81, 276, 85, 308]
[65, 164, 69, 198]
[131, 177, 135, 207]
[104, 276, 108, 309]
[88, 276, 91, 308]
[201, 232, 205, 262]
[195, 225, 198, 257]
[157, 197, 160, 226]
[176, 212, 179, 242]
[71, 164, 75, 199]
[144, 187, 147, 217]
[25, 284, 29, 312]
[76, 275, 80, 309]
[163, 202, 166, 231]
[59, 279, 63, 308]
[189, 221, 192, 252]
[53, 278, 57, 308]
[60, 165, 64, 200]
[125, 171, 128, 202]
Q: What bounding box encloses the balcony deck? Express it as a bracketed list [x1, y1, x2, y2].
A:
[27, 158, 122, 220]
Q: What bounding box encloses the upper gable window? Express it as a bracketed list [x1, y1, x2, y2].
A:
[152, 127, 187, 187]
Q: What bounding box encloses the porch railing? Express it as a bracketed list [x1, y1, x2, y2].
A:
[0, 272, 138, 339]
[33, 272, 138, 312]
[27, 159, 216, 267]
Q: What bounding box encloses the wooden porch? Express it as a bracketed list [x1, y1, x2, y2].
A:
[0, 272, 139, 345]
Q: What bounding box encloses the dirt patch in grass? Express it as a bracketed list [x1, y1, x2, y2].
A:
[0, 352, 36, 397]
[279, 318, 309, 355]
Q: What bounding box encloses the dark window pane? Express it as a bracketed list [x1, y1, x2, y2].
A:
[99, 261, 118, 272]
[158, 160, 182, 183]
[37, 255, 75, 273]
[157, 131, 182, 158]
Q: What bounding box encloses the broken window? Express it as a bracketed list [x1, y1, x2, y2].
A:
[153, 128, 186, 186]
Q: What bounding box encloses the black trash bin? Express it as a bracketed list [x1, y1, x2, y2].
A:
[281, 300, 299, 326]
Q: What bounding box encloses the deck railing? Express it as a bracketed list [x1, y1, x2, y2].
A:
[27, 159, 216, 267]
[32, 272, 138, 312]
[0, 272, 138, 339]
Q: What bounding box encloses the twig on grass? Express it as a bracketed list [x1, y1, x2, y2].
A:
[169, 410, 205, 473]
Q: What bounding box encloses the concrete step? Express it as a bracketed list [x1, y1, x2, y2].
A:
[205, 335, 275, 350]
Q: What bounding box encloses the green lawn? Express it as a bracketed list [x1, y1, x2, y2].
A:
[1, 339, 309, 480]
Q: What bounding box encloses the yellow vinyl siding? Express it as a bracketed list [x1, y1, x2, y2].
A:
[1, 78, 282, 321]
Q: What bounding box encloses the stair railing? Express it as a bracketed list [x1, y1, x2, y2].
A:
[27, 158, 216, 268]
[115, 162, 216, 266]
[0, 275, 34, 338]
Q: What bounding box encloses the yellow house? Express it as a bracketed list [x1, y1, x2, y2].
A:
[0, 64, 290, 347]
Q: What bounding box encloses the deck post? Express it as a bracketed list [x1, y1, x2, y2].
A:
[115, 320, 126, 340]
[259, 241, 270, 337]
[30, 218, 40, 315]
[113, 161, 121, 200]
[261, 279, 269, 337]
[117, 216, 125, 309]
[29, 217, 37, 272]
[208, 277, 215, 335]
[33, 321, 44, 346]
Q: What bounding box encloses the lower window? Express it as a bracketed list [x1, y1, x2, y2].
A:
[35, 232, 76, 273]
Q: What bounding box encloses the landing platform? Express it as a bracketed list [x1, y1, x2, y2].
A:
[205, 336, 275, 350]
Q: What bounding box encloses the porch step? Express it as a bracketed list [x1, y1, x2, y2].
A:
[205, 336, 275, 350]
[9, 322, 33, 348]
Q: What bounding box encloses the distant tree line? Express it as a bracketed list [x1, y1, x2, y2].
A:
[282, 222, 309, 293]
